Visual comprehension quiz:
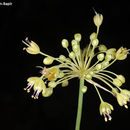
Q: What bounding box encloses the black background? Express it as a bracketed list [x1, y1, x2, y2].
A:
[0, 0, 130, 130]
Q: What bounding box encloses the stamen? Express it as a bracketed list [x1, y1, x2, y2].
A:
[24, 85, 33, 93]
[92, 7, 97, 14]
[106, 113, 112, 121]
[36, 66, 44, 69]
[31, 90, 40, 99]
[22, 40, 30, 47]
[31, 91, 36, 98]
[23, 47, 27, 50]
[34, 91, 40, 99]
[25, 37, 30, 43]
[124, 104, 128, 109]
[104, 114, 108, 122]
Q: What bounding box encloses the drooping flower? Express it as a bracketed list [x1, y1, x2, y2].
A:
[24, 77, 46, 99]
[99, 101, 114, 122]
[116, 92, 129, 108]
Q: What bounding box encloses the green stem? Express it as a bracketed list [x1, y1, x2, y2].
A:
[75, 78, 84, 130]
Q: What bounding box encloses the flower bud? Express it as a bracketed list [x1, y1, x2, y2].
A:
[117, 75, 125, 84]
[69, 51, 75, 59]
[98, 44, 107, 51]
[102, 61, 109, 67]
[89, 71, 94, 76]
[61, 39, 69, 48]
[105, 54, 112, 61]
[43, 57, 54, 65]
[71, 39, 78, 46]
[96, 64, 102, 70]
[90, 32, 97, 41]
[106, 48, 116, 59]
[81, 86, 87, 93]
[42, 88, 53, 97]
[72, 44, 80, 52]
[48, 81, 57, 88]
[93, 12, 103, 27]
[62, 80, 69, 87]
[85, 74, 92, 80]
[113, 78, 122, 87]
[74, 33, 82, 42]
[107, 48, 116, 55]
[97, 53, 104, 61]
[92, 39, 99, 47]
[59, 55, 66, 61]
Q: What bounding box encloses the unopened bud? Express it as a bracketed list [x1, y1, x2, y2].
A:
[93, 12, 103, 27]
[96, 64, 102, 70]
[74, 33, 82, 42]
[81, 86, 87, 93]
[72, 44, 80, 52]
[69, 51, 75, 59]
[71, 40, 78, 46]
[105, 54, 112, 61]
[85, 74, 92, 80]
[92, 39, 99, 47]
[59, 55, 66, 61]
[90, 32, 97, 41]
[48, 81, 57, 88]
[42, 88, 53, 97]
[62, 80, 69, 87]
[61, 39, 69, 48]
[117, 75, 125, 84]
[113, 78, 122, 87]
[98, 44, 107, 51]
[97, 53, 104, 61]
[102, 61, 109, 67]
[43, 57, 54, 65]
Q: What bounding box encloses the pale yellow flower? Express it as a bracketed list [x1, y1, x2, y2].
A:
[24, 77, 46, 99]
[99, 101, 113, 122]
[116, 47, 128, 60]
[116, 92, 129, 108]
[23, 37, 40, 54]
[93, 12, 103, 27]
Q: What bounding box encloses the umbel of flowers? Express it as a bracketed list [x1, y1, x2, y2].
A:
[22, 11, 130, 130]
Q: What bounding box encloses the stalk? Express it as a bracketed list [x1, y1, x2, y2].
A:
[75, 78, 84, 130]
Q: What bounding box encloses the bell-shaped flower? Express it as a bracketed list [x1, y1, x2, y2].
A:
[116, 92, 129, 108]
[93, 12, 103, 27]
[121, 89, 130, 102]
[116, 47, 127, 60]
[23, 37, 40, 54]
[24, 77, 46, 99]
[99, 101, 114, 122]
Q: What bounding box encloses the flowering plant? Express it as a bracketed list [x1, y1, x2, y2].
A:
[22, 11, 130, 130]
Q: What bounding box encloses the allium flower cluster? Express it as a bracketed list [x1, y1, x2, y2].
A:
[22, 11, 130, 123]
